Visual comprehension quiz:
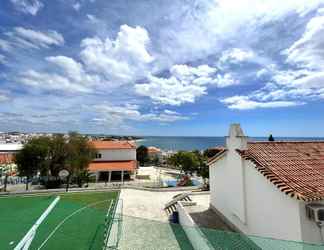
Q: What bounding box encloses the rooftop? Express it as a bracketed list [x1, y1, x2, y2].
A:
[237, 141, 324, 201]
[88, 160, 137, 172]
[0, 143, 23, 152]
[90, 140, 136, 150]
[0, 153, 14, 164]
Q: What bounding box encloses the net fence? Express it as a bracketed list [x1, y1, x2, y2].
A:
[115, 214, 324, 250]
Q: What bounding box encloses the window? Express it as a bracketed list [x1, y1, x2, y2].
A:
[318, 209, 324, 221]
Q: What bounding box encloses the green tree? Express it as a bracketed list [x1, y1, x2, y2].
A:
[136, 145, 149, 166]
[194, 150, 210, 189]
[66, 132, 97, 189]
[168, 151, 199, 175]
[46, 134, 68, 177]
[15, 138, 48, 190]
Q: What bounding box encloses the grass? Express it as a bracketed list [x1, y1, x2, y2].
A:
[0, 191, 118, 250]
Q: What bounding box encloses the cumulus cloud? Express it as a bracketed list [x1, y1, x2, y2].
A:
[80, 25, 154, 84]
[222, 95, 304, 110]
[4, 27, 64, 50]
[219, 48, 255, 65]
[10, 0, 44, 15]
[285, 13, 324, 70]
[16, 55, 103, 93]
[93, 104, 188, 127]
[135, 64, 238, 105]
[17, 70, 93, 93]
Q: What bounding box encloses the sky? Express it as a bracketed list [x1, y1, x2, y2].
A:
[0, 0, 324, 137]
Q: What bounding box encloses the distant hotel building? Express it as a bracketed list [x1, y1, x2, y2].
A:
[88, 140, 137, 182]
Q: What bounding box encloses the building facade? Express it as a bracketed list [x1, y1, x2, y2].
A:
[208, 124, 324, 245]
[88, 140, 137, 182]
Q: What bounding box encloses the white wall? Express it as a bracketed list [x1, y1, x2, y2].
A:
[299, 200, 324, 244]
[95, 148, 136, 161]
[177, 202, 213, 250]
[210, 154, 303, 243]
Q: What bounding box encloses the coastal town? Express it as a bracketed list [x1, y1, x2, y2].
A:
[1, 124, 324, 249]
[2, 0, 324, 249]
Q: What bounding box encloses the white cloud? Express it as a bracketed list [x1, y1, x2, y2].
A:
[222, 95, 304, 110]
[135, 64, 238, 105]
[73, 2, 81, 11]
[0, 39, 12, 52]
[0, 54, 6, 64]
[135, 74, 207, 106]
[16, 55, 102, 93]
[80, 25, 154, 84]
[10, 0, 44, 15]
[87, 14, 99, 23]
[5, 27, 64, 50]
[17, 69, 92, 93]
[46, 56, 84, 82]
[285, 13, 324, 70]
[93, 104, 188, 127]
[0, 93, 9, 102]
[219, 48, 255, 65]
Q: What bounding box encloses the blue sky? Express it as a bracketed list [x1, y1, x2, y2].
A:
[1, 0, 324, 136]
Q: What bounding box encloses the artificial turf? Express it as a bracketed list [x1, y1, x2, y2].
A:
[0, 191, 118, 250]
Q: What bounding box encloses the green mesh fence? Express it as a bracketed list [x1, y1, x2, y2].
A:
[115, 214, 324, 250]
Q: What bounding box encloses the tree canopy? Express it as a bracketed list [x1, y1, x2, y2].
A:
[14, 132, 96, 190]
[136, 145, 149, 166]
[168, 151, 199, 174]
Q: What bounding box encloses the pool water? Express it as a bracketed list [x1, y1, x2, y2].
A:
[164, 179, 201, 187]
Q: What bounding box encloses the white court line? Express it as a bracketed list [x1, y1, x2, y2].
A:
[14, 196, 60, 250]
[37, 199, 110, 250]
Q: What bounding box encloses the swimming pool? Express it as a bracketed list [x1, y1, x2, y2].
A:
[163, 179, 201, 187]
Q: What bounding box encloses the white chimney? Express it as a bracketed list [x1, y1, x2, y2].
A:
[225, 123, 248, 224]
[226, 123, 248, 151]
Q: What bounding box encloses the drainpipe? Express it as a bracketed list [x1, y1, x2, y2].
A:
[317, 222, 324, 243]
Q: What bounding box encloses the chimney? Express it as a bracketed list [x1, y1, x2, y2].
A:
[225, 123, 248, 224]
[226, 123, 248, 151]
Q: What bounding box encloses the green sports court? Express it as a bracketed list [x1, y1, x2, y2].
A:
[0, 191, 119, 250]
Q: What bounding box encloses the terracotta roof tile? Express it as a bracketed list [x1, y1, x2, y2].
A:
[207, 147, 227, 165]
[237, 141, 324, 201]
[0, 153, 14, 164]
[90, 140, 136, 150]
[88, 160, 137, 172]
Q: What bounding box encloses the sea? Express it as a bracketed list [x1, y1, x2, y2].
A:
[136, 136, 324, 151]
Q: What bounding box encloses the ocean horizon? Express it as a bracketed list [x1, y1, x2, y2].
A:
[136, 136, 324, 151]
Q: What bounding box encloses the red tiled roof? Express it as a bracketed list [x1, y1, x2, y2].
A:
[0, 153, 14, 164]
[237, 141, 324, 201]
[90, 140, 136, 150]
[88, 160, 137, 172]
[148, 146, 161, 153]
[207, 147, 227, 165]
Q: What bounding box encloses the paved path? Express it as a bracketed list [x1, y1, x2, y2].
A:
[117, 189, 209, 249]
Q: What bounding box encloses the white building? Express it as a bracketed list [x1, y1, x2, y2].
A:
[208, 124, 324, 245]
[0, 143, 23, 153]
[88, 140, 137, 182]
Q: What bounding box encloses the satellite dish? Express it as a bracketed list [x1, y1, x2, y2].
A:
[59, 169, 69, 178]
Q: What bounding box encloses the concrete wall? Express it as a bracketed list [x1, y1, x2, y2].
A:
[210, 154, 303, 242]
[95, 148, 136, 161]
[177, 202, 213, 250]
